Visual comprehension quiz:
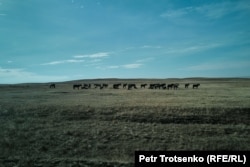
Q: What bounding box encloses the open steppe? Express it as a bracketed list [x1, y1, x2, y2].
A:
[0, 78, 249, 166]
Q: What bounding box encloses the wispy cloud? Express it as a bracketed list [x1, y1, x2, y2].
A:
[0, 67, 68, 84]
[0, 68, 25, 76]
[161, 1, 250, 20]
[0, 13, 7, 16]
[136, 57, 154, 63]
[160, 7, 193, 19]
[74, 52, 110, 59]
[196, 1, 250, 19]
[165, 42, 223, 55]
[116, 45, 162, 54]
[184, 61, 250, 71]
[195, 4, 228, 19]
[122, 63, 142, 69]
[107, 65, 119, 69]
[41, 59, 85, 65]
[140, 45, 162, 49]
[90, 59, 102, 63]
[106, 63, 142, 69]
[41, 52, 110, 66]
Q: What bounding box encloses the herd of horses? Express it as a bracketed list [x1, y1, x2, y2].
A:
[49, 83, 201, 90]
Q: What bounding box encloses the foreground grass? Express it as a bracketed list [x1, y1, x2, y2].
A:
[0, 78, 250, 166]
[1, 105, 249, 166]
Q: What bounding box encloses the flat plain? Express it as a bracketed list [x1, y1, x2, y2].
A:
[0, 78, 249, 167]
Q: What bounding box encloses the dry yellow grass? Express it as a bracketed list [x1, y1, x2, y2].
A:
[0, 78, 249, 166]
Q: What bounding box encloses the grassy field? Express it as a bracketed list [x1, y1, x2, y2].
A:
[0, 78, 249, 166]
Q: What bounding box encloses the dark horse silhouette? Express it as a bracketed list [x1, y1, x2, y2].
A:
[49, 84, 55, 88]
[185, 83, 190, 88]
[148, 84, 156, 89]
[73, 84, 82, 89]
[103, 84, 108, 88]
[128, 84, 137, 90]
[94, 84, 102, 89]
[81, 84, 91, 89]
[159, 83, 166, 89]
[148, 83, 160, 89]
[193, 83, 200, 89]
[141, 84, 147, 88]
[113, 83, 121, 89]
[123, 83, 127, 88]
[167, 84, 174, 90]
[173, 83, 179, 90]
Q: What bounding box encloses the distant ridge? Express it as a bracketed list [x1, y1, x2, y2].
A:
[60, 77, 250, 84]
[1, 77, 249, 85]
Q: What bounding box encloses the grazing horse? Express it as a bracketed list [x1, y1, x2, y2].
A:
[148, 83, 162, 89]
[73, 84, 82, 89]
[141, 84, 147, 88]
[94, 84, 102, 89]
[49, 83, 55, 88]
[113, 83, 121, 89]
[123, 83, 127, 88]
[154, 84, 160, 89]
[167, 84, 174, 90]
[185, 83, 190, 88]
[193, 83, 200, 89]
[173, 83, 179, 90]
[148, 84, 158, 89]
[81, 84, 90, 89]
[128, 84, 137, 90]
[148, 84, 155, 89]
[159, 83, 166, 89]
[103, 84, 108, 88]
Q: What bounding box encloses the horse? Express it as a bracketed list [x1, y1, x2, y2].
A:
[102, 84, 108, 88]
[123, 83, 127, 88]
[167, 84, 174, 90]
[148, 84, 155, 89]
[148, 84, 159, 89]
[49, 83, 55, 88]
[128, 84, 137, 90]
[173, 83, 179, 90]
[193, 83, 200, 89]
[113, 83, 121, 89]
[81, 84, 90, 89]
[141, 84, 147, 88]
[73, 84, 82, 89]
[185, 83, 190, 88]
[159, 83, 166, 89]
[148, 83, 162, 89]
[94, 84, 102, 89]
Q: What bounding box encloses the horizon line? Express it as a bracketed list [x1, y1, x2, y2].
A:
[1, 76, 250, 85]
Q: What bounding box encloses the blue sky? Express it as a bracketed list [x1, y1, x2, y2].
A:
[0, 0, 250, 83]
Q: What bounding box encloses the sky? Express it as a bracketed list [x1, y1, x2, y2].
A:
[0, 0, 250, 84]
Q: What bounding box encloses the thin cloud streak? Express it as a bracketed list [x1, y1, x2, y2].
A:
[165, 43, 223, 55]
[74, 52, 110, 59]
[196, 1, 250, 19]
[136, 57, 154, 63]
[160, 7, 192, 19]
[106, 63, 142, 69]
[122, 63, 142, 69]
[41, 59, 85, 65]
[161, 1, 250, 20]
[140, 45, 162, 49]
[184, 61, 250, 71]
[107, 65, 119, 69]
[0, 67, 69, 84]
